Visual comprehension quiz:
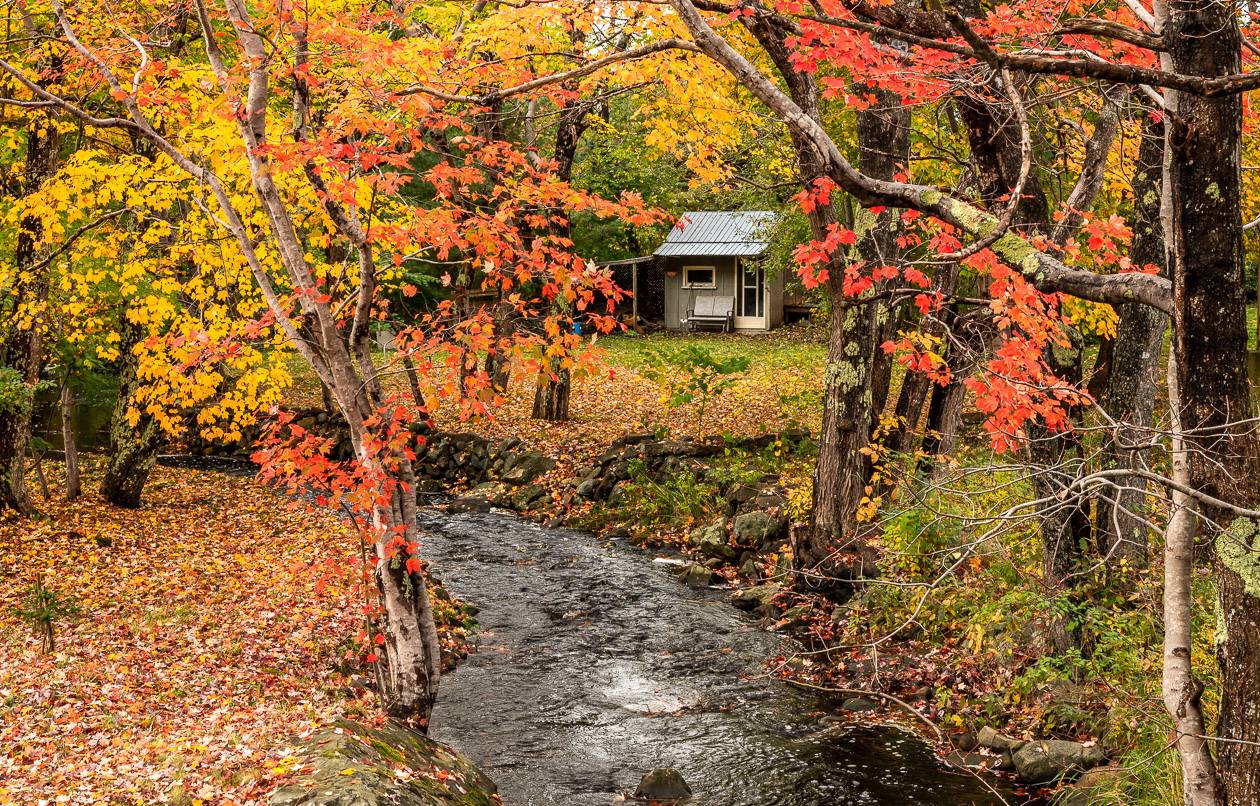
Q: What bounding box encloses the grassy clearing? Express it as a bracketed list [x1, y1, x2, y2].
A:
[284, 324, 828, 481]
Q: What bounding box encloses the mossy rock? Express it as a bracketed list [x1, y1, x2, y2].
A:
[270, 719, 498, 806]
[731, 511, 784, 547]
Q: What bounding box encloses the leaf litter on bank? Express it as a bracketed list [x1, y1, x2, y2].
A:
[0, 460, 466, 805]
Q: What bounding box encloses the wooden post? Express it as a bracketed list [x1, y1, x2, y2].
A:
[631, 262, 639, 326]
[60, 380, 80, 500]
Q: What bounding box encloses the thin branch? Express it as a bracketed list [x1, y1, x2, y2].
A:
[665, 0, 1174, 315]
[398, 39, 700, 103]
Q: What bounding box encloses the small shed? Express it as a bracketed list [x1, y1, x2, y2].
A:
[652, 211, 785, 332]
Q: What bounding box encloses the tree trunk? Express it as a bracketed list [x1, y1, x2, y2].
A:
[60, 379, 79, 500]
[961, 72, 1096, 650]
[888, 262, 959, 457]
[857, 89, 912, 450]
[1027, 346, 1091, 655]
[918, 307, 993, 472]
[101, 318, 163, 508]
[371, 467, 441, 724]
[0, 369, 38, 515]
[401, 352, 429, 415]
[484, 299, 515, 393]
[1096, 114, 1167, 568]
[725, 11, 871, 585]
[0, 123, 60, 516]
[1165, 3, 1260, 800]
[919, 371, 966, 463]
[320, 379, 337, 417]
[804, 92, 908, 554]
[1163, 344, 1222, 806]
[531, 366, 570, 422]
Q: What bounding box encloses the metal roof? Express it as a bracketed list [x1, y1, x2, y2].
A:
[652, 211, 776, 257]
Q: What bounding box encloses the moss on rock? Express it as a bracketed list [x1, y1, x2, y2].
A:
[271, 719, 499, 806]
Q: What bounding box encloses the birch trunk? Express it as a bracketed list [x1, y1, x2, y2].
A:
[1163, 345, 1222, 806]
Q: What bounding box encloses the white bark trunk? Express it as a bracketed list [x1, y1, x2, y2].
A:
[1163, 344, 1223, 806]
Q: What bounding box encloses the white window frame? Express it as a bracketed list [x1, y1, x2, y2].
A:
[682, 265, 717, 289]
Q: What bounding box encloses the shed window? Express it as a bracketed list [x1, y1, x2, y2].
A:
[683, 266, 716, 289]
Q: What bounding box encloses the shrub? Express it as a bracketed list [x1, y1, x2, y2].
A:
[640, 344, 750, 435]
[13, 578, 81, 653]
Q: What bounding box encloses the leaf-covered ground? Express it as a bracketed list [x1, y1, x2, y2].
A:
[0, 461, 392, 805]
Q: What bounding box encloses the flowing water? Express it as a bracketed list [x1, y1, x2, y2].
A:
[418, 508, 1026, 806]
[149, 455, 1026, 804]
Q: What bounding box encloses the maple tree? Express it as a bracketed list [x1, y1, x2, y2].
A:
[0, 0, 658, 726]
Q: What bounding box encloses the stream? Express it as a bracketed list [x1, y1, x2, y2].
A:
[152, 454, 1025, 804]
[416, 507, 1026, 806]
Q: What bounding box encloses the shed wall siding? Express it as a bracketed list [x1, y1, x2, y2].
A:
[767, 270, 786, 329]
[664, 256, 737, 329]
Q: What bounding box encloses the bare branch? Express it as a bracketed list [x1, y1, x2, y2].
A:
[398, 39, 700, 103]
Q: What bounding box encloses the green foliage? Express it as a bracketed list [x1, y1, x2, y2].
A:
[584, 458, 724, 537]
[639, 343, 750, 435]
[0, 366, 44, 416]
[878, 505, 963, 580]
[13, 578, 81, 653]
[761, 204, 813, 300]
[777, 387, 823, 430]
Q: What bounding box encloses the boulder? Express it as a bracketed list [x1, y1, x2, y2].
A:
[943, 751, 991, 769]
[731, 584, 780, 613]
[777, 604, 813, 629]
[687, 520, 734, 561]
[607, 481, 630, 506]
[840, 697, 880, 713]
[633, 768, 692, 802]
[749, 489, 789, 512]
[494, 436, 522, 454]
[1010, 739, 1105, 784]
[414, 479, 446, 496]
[446, 495, 493, 513]
[976, 726, 1026, 754]
[679, 562, 715, 588]
[1061, 765, 1124, 805]
[612, 432, 658, 449]
[270, 719, 498, 806]
[725, 483, 760, 509]
[510, 484, 546, 511]
[500, 452, 555, 485]
[732, 511, 784, 546]
[575, 478, 600, 499]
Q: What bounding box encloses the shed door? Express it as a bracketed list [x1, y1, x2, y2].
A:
[734, 260, 766, 330]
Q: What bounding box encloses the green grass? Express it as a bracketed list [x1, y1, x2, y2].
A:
[598, 326, 827, 373]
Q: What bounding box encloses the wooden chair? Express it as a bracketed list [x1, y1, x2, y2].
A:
[687, 294, 735, 332]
